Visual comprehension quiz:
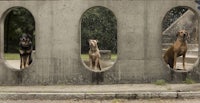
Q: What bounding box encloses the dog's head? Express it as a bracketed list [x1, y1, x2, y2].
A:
[176, 30, 190, 41]
[19, 33, 32, 48]
[88, 39, 99, 51]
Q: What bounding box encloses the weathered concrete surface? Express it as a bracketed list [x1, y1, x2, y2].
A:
[0, 84, 200, 100]
[0, 60, 20, 85]
[2, 99, 200, 103]
[0, 0, 198, 85]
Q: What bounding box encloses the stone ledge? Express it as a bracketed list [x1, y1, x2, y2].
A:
[0, 91, 199, 100]
[178, 92, 200, 99]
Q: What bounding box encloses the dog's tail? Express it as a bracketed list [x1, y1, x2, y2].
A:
[98, 61, 101, 70]
[29, 53, 32, 65]
[168, 59, 174, 69]
[163, 53, 174, 69]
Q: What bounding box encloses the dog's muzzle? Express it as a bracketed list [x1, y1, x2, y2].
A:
[183, 33, 189, 41]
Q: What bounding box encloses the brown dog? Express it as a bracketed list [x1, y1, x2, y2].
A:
[163, 30, 189, 70]
[88, 39, 101, 70]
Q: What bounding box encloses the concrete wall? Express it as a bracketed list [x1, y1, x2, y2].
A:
[0, 0, 199, 85]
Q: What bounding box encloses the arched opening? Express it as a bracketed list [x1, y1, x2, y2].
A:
[3, 7, 35, 70]
[162, 6, 199, 71]
[81, 6, 117, 72]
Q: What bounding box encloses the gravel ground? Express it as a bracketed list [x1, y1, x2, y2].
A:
[0, 99, 200, 103]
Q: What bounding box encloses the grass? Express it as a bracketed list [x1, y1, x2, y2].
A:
[154, 79, 167, 86]
[4, 53, 20, 60]
[81, 54, 117, 61]
[111, 54, 117, 60]
[184, 77, 196, 84]
[4, 53, 118, 60]
[81, 54, 89, 60]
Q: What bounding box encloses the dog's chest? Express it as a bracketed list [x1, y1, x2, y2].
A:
[89, 51, 100, 58]
[178, 45, 187, 55]
[91, 52, 97, 56]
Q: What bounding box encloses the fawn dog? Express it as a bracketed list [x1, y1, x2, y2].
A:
[19, 33, 33, 69]
[163, 30, 189, 70]
[88, 39, 101, 70]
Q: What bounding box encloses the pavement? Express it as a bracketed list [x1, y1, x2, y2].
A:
[1, 99, 200, 103]
[0, 84, 200, 100]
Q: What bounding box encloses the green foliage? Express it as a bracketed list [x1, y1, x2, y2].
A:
[184, 77, 196, 84]
[4, 7, 35, 53]
[112, 99, 122, 103]
[81, 6, 117, 53]
[81, 54, 89, 61]
[4, 53, 20, 60]
[154, 79, 167, 86]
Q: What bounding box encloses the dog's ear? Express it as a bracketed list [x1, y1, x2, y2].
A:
[88, 39, 92, 46]
[88, 39, 91, 43]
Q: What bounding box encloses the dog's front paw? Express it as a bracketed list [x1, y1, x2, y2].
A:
[21, 66, 25, 69]
[183, 67, 186, 70]
[94, 67, 98, 70]
[25, 64, 29, 68]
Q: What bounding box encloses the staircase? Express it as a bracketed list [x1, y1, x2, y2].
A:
[162, 43, 198, 70]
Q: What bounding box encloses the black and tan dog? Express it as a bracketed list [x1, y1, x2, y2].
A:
[163, 30, 189, 70]
[88, 39, 101, 70]
[19, 33, 33, 69]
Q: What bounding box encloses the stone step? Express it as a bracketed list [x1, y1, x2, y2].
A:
[169, 63, 193, 82]
[169, 62, 195, 82]
[162, 43, 198, 50]
[162, 53, 198, 64]
[177, 57, 197, 64]
[162, 38, 174, 43]
[175, 62, 194, 70]
[162, 35, 174, 42]
[162, 49, 198, 56]
[170, 69, 189, 82]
